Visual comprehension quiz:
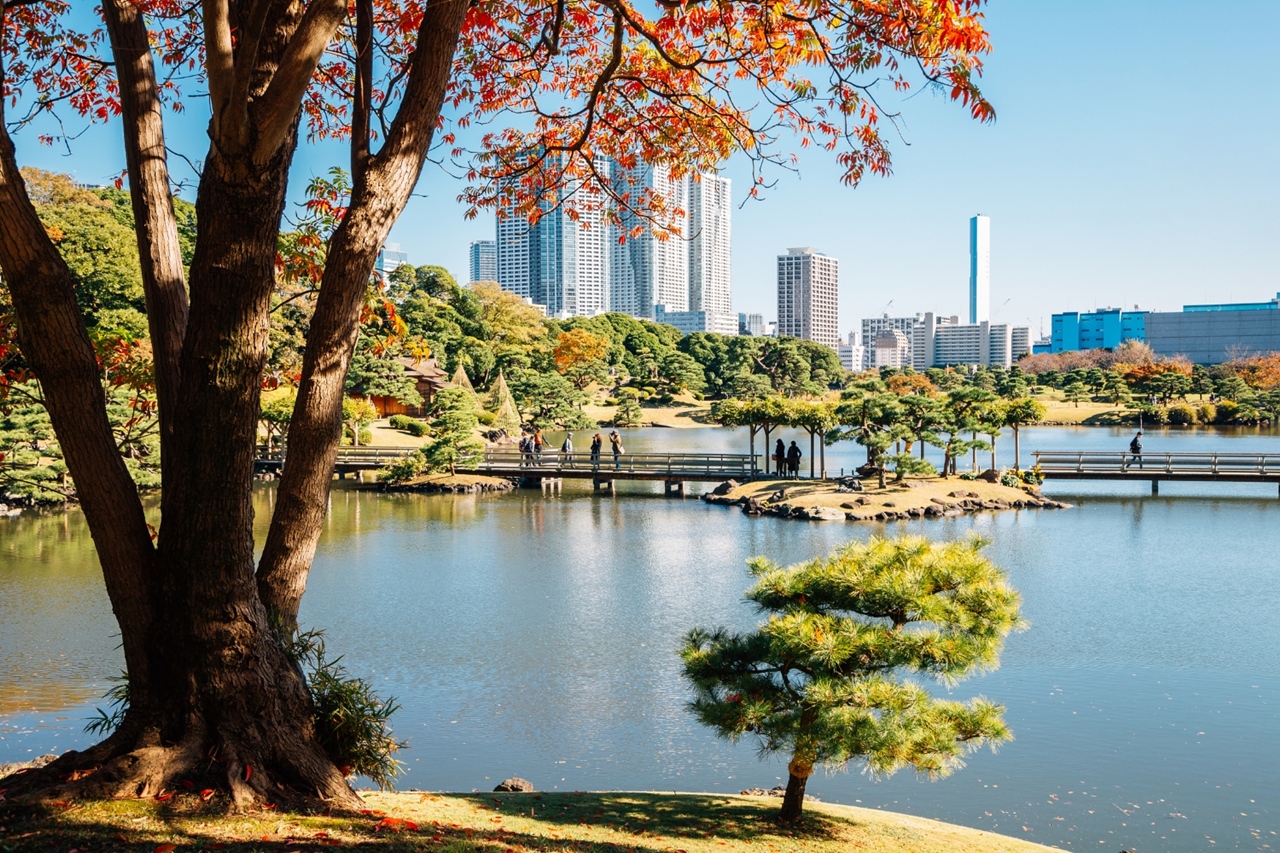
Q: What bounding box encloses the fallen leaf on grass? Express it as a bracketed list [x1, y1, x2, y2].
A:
[155, 844, 177, 853]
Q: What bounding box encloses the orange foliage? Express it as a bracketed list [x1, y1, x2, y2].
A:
[553, 329, 610, 374]
[1122, 359, 1191, 386]
[1229, 353, 1280, 390]
[886, 373, 937, 397]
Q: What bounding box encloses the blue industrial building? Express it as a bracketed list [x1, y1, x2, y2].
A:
[1044, 294, 1280, 363]
[1050, 308, 1146, 353]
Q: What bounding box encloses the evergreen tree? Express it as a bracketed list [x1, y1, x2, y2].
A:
[682, 535, 1024, 823]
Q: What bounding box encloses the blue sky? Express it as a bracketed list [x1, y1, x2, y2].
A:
[16, 1, 1279, 339]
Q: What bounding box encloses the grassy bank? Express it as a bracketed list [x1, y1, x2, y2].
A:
[0, 790, 1058, 852]
[711, 475, 1058, 521]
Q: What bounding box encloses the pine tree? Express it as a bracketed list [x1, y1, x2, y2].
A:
[681, 535, 1025, 823]
[450, 362, 480, 408]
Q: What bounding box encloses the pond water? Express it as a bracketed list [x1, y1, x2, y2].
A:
[2, 425, 1278, 851]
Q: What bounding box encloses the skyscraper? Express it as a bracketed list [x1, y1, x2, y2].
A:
[468, 240, 496, 283]
[688, 173, 731, 314]
[776, 247, 838, 348]
[496, 194, 534, 302]
[496, 153, 612, 316]
[611, 162, 688, 319]
[969, 214, 990, 324]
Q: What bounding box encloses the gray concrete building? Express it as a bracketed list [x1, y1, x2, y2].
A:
[1145, 293, 1280, 364]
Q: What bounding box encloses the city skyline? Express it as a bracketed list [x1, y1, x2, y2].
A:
[15, 3, 1278, 336]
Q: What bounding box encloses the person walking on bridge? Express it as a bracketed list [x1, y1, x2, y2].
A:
[533, 428, 545, 463]
[610, 430, 624, 469]
[590, 433, 603, 468]
[1125, 430, 1143, 470]
[561, 432, 575, 468]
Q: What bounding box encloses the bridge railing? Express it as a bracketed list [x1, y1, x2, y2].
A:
[1033, 450, 1280, 475]
[462, 450, 761, 479]
[256, 445, 417, 466]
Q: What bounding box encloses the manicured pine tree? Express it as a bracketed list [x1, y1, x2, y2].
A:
[681, 535, 1025, 823]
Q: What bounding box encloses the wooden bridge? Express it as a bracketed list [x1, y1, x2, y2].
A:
[1033, 450, 1280, 495]
[462, 450, 760, 495]
[255, 446, 761, 494]
[254, 446, 416, 477]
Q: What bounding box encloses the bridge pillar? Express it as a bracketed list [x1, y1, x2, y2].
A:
[542, 478, 562, 494]
[1151, 479, 1159, 496]
[593, 479, 615, 494]
[664, 480, 685, 498]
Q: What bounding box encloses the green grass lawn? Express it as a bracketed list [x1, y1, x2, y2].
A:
[0, 790, 1059, 852]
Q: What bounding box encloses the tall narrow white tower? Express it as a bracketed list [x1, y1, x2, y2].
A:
[969, 214, 990, 324]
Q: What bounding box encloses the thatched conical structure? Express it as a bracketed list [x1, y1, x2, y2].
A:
[489, 370, 522, 435]
[449, 362, 480, 408]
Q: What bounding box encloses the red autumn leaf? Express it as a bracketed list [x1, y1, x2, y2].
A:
[243, 764, 252, 781]
[155, 792, 174, 802]
[200, 788, 215, 801]
[155, 845, 177, 853]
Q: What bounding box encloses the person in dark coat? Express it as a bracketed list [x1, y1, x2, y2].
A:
[590, 433, 603, 467]
[786, 441, 802, 479]
[1125, 430, 1144, 470]
[774, 438, 786, 476]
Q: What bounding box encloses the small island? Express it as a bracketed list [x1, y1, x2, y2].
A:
[704, 476, 1069, 522]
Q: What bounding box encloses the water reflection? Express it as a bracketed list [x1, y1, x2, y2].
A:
[2, 425, 1278, 851]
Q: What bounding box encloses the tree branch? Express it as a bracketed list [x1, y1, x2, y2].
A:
[256, 0, 471, 627]
[252, 0, 347, 165]
[219, 0, 276, 151]
[0, 119, 159, 705]
[202, 0, 235, 134]
[102, 0, 190, 511]
[351, 0, 372, 183]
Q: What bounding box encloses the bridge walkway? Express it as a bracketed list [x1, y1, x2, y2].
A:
[1033, 450, 1280, 496]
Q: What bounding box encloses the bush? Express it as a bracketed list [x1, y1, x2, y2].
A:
[476, 411, 496, 426]
[380, 450, 426, 484]
[341, 427, 374, 445]
[1195, 403, 1217, 424]
[284, 630, 405, 789]
[604, 397, 620, 406]
[999, 469, 1020, 488]
[1166, 403, 1196, 425]
[1214, 400, 1239, 423]
[389, 414, 415, 431]
[1020, 468, 1043, 486]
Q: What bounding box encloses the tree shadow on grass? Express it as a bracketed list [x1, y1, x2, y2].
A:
[460, 791, 845, 843]
[0, 791, 846, 852]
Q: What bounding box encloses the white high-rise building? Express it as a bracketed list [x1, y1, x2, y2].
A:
[536, 157, 611, 316]
[496, 153, 611, 316]
[468, 240, 496, 283]
[970, 214, 990, 324]
[836, 332, 865, 373]
[776, 247, 839, 348]
[688, 173, 731, 314]
[861, 314, 923, 370]
[611, 163, 688, 319]
[913, 312, 1031, 368]
[496, 193, 534, 301]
